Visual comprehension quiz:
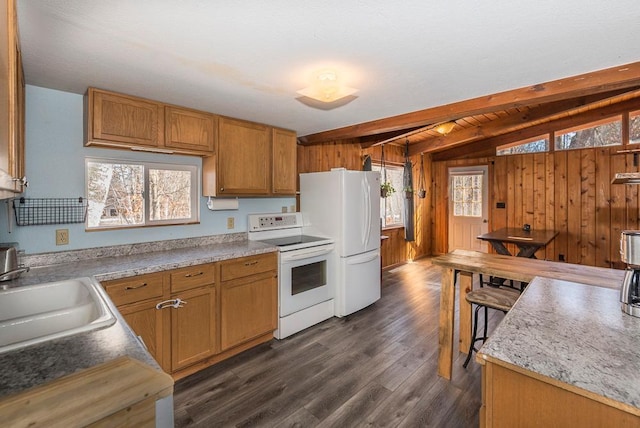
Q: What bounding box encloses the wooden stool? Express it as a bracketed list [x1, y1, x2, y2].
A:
[462, 286, 520, 368]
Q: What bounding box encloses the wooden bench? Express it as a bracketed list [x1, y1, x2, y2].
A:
[431, 249, 625, 380]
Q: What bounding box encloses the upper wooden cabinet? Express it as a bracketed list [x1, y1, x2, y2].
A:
[203, 118, 297, 197]
[85, 88, 214, 156]
[86, 88, 162, 149]
[164, 106, 216, 153]
[0, 0, 26, 193]
[271, 127, 297, 195]
[213, 117, 271, 196]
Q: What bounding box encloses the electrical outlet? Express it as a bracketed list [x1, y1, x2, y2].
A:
[56, 229, 69, 245]
[281, 206, 287, 213]
[227, 217, 234, 229]
[290, 205, 296, 213]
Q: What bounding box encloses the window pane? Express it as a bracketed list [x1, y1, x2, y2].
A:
[630, 111, 640, 145]
[497, 137, 548, 156]
[452, 174, 482, 218]
[372, 164, 404, 227]
[555, 118, 622, 150]
[87, 162, 144, 228]
[149, 169, 192, 221]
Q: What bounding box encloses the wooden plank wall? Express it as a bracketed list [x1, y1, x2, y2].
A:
[297, 141, 431, 269]
[432, 147, 640, 268]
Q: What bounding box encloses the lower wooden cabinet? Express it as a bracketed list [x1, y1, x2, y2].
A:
[168, 285, 217, 371]
[481, 361, 640, 427]
[221, 272, 277, 350]
[117, 298, 165, 369]
[102, 253, 277, 379]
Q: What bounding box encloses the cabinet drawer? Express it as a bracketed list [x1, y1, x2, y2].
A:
[104, 272, 164, 306]
[220, 253, 277, 282]
[169, 263, 216, 294]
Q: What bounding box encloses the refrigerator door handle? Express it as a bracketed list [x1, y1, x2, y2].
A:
[346, 251, 379, 265]
[363, 176, 371, 249]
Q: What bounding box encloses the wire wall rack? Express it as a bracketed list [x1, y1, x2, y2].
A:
[12, 197, 88, 226]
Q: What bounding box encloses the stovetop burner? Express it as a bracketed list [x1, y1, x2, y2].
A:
[259, 235, 330, 248]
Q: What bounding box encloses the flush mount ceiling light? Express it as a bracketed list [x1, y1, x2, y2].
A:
[296, 69, 358, 109]
[433, 121, 457, 136]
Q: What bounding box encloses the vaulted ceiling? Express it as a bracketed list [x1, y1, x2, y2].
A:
[299, 62, 640, 160]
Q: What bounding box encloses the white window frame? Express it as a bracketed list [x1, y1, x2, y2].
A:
[85, 158, 199, 230]
[373, 163, 405, 228]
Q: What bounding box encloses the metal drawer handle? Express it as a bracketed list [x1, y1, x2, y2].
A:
[125, 282, 147, 290]
[185, 271, 204, 278]
[244, 261, 259, 266]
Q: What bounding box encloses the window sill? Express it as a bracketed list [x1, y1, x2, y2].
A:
[382, 225, 404, 231]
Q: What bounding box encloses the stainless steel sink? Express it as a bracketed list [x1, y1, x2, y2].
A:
[0, 277, 116, 353]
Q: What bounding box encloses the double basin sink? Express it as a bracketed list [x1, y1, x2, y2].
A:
[0, 277, 116, 353]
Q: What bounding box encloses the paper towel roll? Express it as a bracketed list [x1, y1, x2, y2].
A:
[206, 197, 239, 211]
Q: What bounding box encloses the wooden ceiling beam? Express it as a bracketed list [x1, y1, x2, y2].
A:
[299, 61, 640, 145]
[407, 88, 640, 156]
[432, 96, 640, 161]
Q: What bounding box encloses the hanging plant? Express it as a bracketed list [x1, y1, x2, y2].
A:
[403, 186, 413, 199]
[417, 153, 427, 199]
[381, 181, 395, 198]
[379, 144, 395, 197]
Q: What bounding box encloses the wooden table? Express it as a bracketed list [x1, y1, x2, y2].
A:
[477, 227, 559, 258]
[430, 249, 625, 380]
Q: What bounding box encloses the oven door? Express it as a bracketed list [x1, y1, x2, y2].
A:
[279, 244, 335, 317]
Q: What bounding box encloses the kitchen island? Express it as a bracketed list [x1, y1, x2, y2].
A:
[0, 234, 277, 424]
[478, 276, 640, 426]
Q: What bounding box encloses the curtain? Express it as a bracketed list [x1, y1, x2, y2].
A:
[403, 159, 415, 242]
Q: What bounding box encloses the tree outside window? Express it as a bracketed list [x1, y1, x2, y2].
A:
[86, 159, 198, 229]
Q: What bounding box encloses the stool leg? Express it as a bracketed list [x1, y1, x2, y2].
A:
[482, 306, 488, 344]
[463, 304, 482, 368]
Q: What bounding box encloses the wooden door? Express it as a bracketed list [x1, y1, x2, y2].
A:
[271, 127, 297, 195]
[448, 166, 489, 252]
[118, 300, 166, 371]
[216, 117, 270, 195]
[170, 286, 217, 371]
[87, 88, 162, 148]
[220, 273, 277, 350]
[164, 106, 215, 154]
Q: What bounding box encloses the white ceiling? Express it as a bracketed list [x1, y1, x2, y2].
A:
[16, 0, 640, 137]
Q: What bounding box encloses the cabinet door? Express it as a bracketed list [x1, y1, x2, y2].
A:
[87, 88, 162, 148]
[118, 299, 166, 371]
[271, 127, 297, 195]
[164, 106, 215, 154]
[0, 0, 25, 192]
[216, 117, 270, 195]
[170, 286, 217, 371]
[220, 272, 277, 350]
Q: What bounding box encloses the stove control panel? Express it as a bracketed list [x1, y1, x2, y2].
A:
[248, 212, 302, 231]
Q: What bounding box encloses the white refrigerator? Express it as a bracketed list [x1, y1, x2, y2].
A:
[300, 168, 381, 317]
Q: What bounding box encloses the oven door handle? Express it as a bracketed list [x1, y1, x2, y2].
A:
[280, 246, 334, 261]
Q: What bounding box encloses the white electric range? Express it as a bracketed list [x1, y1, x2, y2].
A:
[248, 212, 335, 339]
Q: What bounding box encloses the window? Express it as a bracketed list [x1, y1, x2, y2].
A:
[452, 173, 483, 217]
[86, 159, 199, 229]
[372, 164, 404, 227]
[497, 135, 549, 156]
[555, 116, 622, 150]
[630, 110, 640, 145]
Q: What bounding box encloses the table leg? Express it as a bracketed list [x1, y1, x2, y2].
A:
[489, 241, 512, 255]
[438, 268, 456, 380]
[458, 271, 473, 354]
[515, 244, 542, 258]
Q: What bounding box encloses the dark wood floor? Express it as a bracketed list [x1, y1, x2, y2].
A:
[174, 258, 503, 427]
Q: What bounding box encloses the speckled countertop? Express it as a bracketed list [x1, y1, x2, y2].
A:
[479, 276, 640, 410]
[0, 234, 276, 399]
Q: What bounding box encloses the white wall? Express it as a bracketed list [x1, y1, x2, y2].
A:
[0, 85, 295, 254]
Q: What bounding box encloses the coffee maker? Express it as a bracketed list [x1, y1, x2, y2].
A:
[620, 230, 640, 317]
